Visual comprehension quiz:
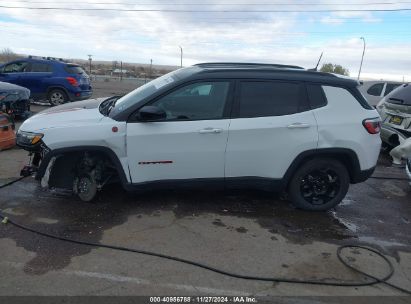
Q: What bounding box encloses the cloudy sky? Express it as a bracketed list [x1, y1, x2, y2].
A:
[1, 0, 411, 81]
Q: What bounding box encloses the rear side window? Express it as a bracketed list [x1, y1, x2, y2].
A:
[238, 81, 308, 118]
[64, 65, 86, 74]
[30, 62, 53, 72]
[367, 83, 384, 96]
[384, 83, 401, 96]
[306, 84, 327, 109]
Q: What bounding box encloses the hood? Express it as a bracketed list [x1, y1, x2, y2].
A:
[20, 97, 108, 133]
[0, 81, 30, 100]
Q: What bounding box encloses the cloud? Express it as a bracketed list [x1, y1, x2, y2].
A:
[0, 0, 410, 80]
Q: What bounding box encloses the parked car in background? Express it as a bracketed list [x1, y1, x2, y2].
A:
[359, 80, 403, 106]
[0, 81, 30, 119]
[17, 63, 381, 210]
[0, 56, 92, 106]
[377, 83, 411, 147]
[0, 112, 16, 151]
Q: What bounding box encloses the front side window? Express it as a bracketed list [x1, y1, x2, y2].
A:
[238, 81, 307, 118]
[367, 83, 384, 96]
[3, 61, 29, 73]
[151, 81, 230, 121]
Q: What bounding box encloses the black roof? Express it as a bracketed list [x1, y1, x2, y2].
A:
[194, 62, 304, 70]
[188, 62, 358, 87]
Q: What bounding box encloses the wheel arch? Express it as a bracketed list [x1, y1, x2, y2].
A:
[46, 86, 70, 99]
[283, 148, 366, 187]
[36, 146, 130, 188]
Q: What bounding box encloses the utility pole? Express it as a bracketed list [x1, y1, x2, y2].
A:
[357, 37, 366, 81]
[87, 54, 92, 76]
[149, 59, 152, 79]
[120, 61, 123, 81]
[179, 46, 183, 68]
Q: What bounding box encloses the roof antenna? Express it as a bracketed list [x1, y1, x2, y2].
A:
[309, 52, 323, 71]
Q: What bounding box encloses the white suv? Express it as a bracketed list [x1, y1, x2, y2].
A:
[17, 63, 381, 211]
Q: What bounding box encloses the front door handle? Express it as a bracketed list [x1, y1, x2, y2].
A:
[199, 128, 223, 134]
[287, 123, 311, 129]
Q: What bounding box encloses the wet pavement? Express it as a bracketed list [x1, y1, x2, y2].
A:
[0, 153, 410, 297]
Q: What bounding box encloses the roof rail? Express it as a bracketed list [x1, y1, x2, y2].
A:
[194, 62, 304, 70]
[28, 55, 47, 60]
[27, 55, 65, 62]
[46, 57, 65, 62]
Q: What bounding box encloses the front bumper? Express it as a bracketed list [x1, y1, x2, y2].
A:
[406, 159, 411, 183]
[17, 139, 51, 178]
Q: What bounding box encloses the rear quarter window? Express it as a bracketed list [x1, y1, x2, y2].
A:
[64, 65, 86, 74]
[306, 84, 327, 109]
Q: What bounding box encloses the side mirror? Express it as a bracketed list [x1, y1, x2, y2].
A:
[137, 106, 166, 122]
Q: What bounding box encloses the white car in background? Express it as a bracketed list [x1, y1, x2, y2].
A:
[359, 80, 403, 106]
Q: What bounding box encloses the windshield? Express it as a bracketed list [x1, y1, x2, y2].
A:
[110, 67, 199, 116]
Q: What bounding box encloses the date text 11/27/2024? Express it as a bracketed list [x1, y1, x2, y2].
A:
[149, 296, 257, 303]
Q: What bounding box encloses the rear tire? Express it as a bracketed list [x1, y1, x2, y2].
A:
[288, 158, 350, 211]
[48, 89, 68, 106]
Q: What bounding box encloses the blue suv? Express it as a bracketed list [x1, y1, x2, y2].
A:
[0, 56, 92, 106]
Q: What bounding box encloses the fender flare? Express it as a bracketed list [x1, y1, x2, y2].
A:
[36, 146, 130, 188]
[283, 148, 367, 186]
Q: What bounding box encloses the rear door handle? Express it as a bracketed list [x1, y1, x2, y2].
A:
[287, 123, 311, 129]
[199, 128, 223, 134]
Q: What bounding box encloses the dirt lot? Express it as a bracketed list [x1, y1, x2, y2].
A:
[0, 83, 410, 300]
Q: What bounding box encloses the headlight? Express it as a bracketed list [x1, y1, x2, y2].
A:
[16, 130, 44, 146]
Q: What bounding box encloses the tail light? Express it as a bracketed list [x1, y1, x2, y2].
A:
[363, 118, 381, 134]
[66, 77, 78, 86]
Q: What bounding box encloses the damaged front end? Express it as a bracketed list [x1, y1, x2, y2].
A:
[17, 130, 49, 177]
[17, 134, 118, 201]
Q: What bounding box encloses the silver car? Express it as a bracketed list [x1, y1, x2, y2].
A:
[360, 80, 403, 106]
[377, 83, 411, 147]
